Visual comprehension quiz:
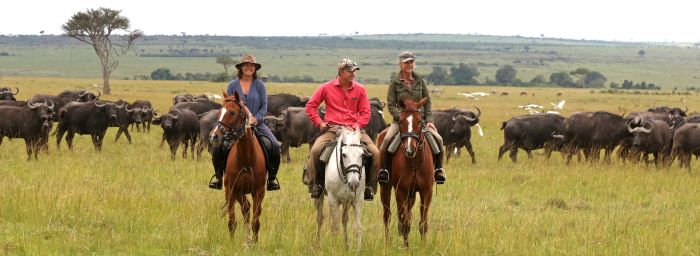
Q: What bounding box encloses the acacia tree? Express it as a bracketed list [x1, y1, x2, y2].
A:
[216, 56, 235, 72]
[62, 8, 143, 94]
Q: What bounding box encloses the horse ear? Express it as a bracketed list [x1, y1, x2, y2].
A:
[233, 91, 241, 102]
[222, 90, 229, 99]
[417, 97, 428, 108]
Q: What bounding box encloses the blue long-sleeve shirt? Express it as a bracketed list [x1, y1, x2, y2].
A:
[226, 79, 268, 122]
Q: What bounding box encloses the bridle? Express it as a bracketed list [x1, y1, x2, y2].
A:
[335, 132, 365, 184]
[399, 109, 425, 158]
[215, 100, 250, 145]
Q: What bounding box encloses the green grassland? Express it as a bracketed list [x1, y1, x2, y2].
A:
[1, 34, 699, 89]
[0, 77, 699, 254]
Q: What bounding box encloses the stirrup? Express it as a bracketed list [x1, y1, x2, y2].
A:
[267, 177, 281, 191]
[208, 175, 222, 190]
[434, 168, 446, 184]
[377, 169, 390, 184]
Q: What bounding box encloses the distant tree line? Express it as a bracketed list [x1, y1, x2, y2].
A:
[425, 64, 608, 88]
[139, 48, 228, 57]
[424, 63, 480, 85]
[609, 80, 660, 90]
[132, 68, 232, 82]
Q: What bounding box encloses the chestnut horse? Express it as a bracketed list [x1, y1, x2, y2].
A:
[377, 98, 434, 248]
[210, 91, 267, 244]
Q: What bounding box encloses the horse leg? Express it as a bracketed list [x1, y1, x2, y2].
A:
[251, 190, 264, 244]
[380, 184, 392, 243]
[227, 194, 237, 238]
[353, 195, 363, 248]
[328, 196, 340, 235]
[342, 202, 350, 248]
[314, 198, 324, 248]
[239, 195, 252, 244]
[395, 189, 410, 248]
[419, 187, 433, 241]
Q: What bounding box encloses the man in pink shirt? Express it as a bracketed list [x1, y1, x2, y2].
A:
[305, 59, 380, 201]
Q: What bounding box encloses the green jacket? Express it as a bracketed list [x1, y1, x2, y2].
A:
[387, 71, 432, 123]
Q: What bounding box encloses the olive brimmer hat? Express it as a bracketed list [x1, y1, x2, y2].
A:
[235, 54, 262, 70]
[399, 51, 415, 62]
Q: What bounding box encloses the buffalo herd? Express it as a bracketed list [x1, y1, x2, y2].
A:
[2, 86, 700, 171]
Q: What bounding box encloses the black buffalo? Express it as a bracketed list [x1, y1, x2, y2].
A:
[498, 114, 565, 163]
[130, 100, 154, 132]
[171, 100, 221, 116]
[0, 100, 54, 160]
[34, 89, 100, 117]
[365, 99, 389, 141]
[433, 107, 481, 164]
[0, 87, 19, 101]
[627, 119, 673, 165]
[159, 109, 199, 160]
[112, 100, 138, 144]
[196, 109, 219, 160]
[266, 93, 309, 116]
[670, 123, 700, 170]
[264, 107, 319, 163]
[172, 93, 209, 105]
[56, 101, 123, 151]
[562, 111, 631, 164]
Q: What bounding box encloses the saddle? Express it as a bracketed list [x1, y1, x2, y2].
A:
[253, 127, 274, 173]
[307, 132, 373, 188]
[386, 129, 441, 154]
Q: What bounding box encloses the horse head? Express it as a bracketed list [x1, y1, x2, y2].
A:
[398, 97, 428, 158]
[210, 91, 250, 148]
[338, 127, 364, 192]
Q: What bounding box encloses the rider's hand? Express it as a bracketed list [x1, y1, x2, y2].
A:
[427, 122, 436, 130]
[319, 122, 327, 130]
[250, 117, 258, 125]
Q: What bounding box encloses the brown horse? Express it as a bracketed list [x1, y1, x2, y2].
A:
[377, 97, 434, 248]
[210, 91, 267, 244]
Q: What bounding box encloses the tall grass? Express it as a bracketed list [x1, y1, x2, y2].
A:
[0, 77, 699, 254]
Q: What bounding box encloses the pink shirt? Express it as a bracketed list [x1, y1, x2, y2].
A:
[305, 78, 371, 129]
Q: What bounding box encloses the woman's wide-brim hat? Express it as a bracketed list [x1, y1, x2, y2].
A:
[235, 54, 262, 70]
